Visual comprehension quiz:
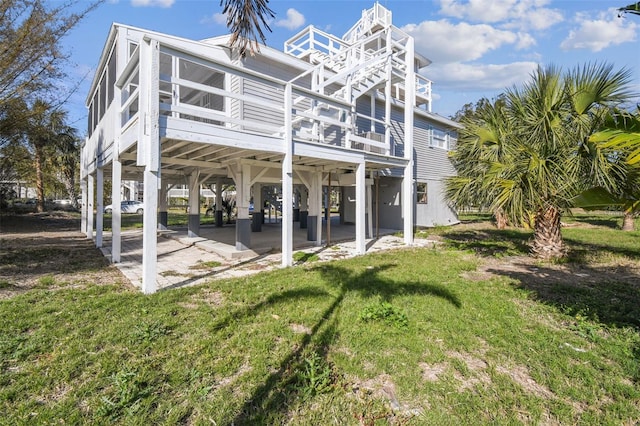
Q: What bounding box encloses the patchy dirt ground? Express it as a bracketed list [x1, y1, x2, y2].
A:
[0, 212, 131, 299]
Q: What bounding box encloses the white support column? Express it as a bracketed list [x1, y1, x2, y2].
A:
[87, 174, 94, 240]
[215, 177, 223, 227]
[140, 36, 160, 294]
[355, 162, 366, 254]
[111, 159, 122, 262]
[80, 176, 87, 234]
[142, 168, 159, 294]
[366, 174, 373, 239]
[282, 84, 293, 266]
[314, 172, 323, 246]
[158, 181, 168, 231]
[233, 163, 252, 250]
[187, 170, 200, 237]
[403, 36, 416, 246]
[96, 167, 104, 248]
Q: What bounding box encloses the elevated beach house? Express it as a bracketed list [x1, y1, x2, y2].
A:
[81, 3, 461, 293]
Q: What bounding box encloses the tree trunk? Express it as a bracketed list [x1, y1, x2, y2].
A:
[621, 212, 636, 231]
[531, 205, 566, 260]
[34, 145, 45, 213]
[494, 208, 508, 230]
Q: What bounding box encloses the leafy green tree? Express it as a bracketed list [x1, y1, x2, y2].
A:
[0, 0, 99, 109]
[447, 63, 633, 259]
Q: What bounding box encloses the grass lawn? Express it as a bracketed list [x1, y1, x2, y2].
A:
[1, 213, 639, 424]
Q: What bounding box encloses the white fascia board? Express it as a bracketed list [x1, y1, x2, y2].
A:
[293, 141, 364, 164]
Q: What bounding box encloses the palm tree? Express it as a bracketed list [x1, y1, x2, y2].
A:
[446, 97, 513, 229]
[618, 2, 640, 16]
[220, 0, 275, 56]
[574, 108, 640, 231]
[446, 63, 633, 259]
[23, 100, 74, 212]
[52, 129, 81, 209]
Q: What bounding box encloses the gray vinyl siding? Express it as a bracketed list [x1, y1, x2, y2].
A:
[415, 179, 459, 227]
[242, 78, 284, 130]
[414, 115, 457, 180]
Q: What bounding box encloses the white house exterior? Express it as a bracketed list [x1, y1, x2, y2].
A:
[81, 3, 461, 293]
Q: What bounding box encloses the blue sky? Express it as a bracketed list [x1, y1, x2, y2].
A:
[62, 0, 640, 133]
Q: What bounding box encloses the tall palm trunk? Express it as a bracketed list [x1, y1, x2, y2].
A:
[531, 205, 566, 260]
[494, 208, 508, 230]
[621, 212, 636, 231]
[34, 144, 45, 213]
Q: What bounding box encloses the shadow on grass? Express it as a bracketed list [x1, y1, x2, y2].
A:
[443, 228, 532, 257]
[566, 215, 621, 229]
[231, 263, 461, 424]
[486, 262, 640, 330]
[564, 237, 640, 263]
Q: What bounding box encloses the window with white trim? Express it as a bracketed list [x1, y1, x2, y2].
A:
[417, 182, 428, 204]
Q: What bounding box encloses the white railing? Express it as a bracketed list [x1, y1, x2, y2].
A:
[343, 3, 392, 43]
[111, 37, 399, 158]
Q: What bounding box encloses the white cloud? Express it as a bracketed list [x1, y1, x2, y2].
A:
[402, 20, 518, 63]
[131, 0, 174, 7]
[438, 0, 563, 31]
[560, 10, 637, 52]
[201, 12, 227, 26]
[275, 8, 305, 30]
[516, 32, 536, 49]
[424, 61, 538, 92]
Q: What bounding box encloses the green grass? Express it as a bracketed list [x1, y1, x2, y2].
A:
[1, 219, 639, 424]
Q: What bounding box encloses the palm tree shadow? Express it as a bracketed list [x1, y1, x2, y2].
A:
[443, 228, 532, 257]
[232, 263, 461, 423]
[486, 262, 640, 329]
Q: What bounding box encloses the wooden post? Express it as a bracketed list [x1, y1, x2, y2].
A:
[327, 172, 331, 246]
[403, 36, 415, 246]
[96, 167, 103, 248]
[356, 162, 366, 254]
[187, 170, 200, 237]
[140, 36, 160, 294]
[87, 173, 94, 240]
[282, 83, 293, 266]
[111, 159, 122, 262]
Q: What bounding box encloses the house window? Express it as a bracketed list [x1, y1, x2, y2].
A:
[417, 182, 427, 204]
[430, 128, 449, 150]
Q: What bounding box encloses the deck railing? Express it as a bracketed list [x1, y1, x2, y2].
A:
[107, 37, 397, 158]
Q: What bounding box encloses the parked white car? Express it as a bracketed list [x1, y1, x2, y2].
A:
[104, 200, 144, 214]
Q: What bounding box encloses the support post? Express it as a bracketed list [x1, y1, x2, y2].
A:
[139, 36, 160, 294]
[87, 174, 94, 240]
[187, 170, 200, 237]
[252, 183, 263, 232]
[403, 36, 415, 246]
[80, 176, 87, 234]
[158, 181, 168, 230]
[282, 83, 294, 266]
[235, 163, 251, 250]
[215, 177, 223, 227]
[111, 159, 122, 262]
[356, 162, 366, 254]
[299, 186, 309, 229]
[96, 167, 104, 248]
[367, 172, 373, 239]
